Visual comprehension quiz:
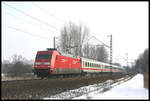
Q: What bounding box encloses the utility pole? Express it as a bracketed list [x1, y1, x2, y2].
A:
[109, 35, 113, 78]
[110, 34, 112, 65]
[107, 34, 112, 79]
[54, 36, 55, 49]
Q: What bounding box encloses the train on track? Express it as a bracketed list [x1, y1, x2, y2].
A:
[33, 48, 125, 79]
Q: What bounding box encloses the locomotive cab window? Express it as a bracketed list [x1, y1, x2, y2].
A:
[36, 54, 52, 59]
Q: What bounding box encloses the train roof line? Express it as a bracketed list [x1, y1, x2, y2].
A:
[81, 57, 124, 69]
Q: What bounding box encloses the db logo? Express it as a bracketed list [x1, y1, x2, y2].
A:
[73, 60, 77, 64]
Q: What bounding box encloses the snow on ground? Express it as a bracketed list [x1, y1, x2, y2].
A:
[44, 74, 149, 100]
[44, 80, 114, 99]
[74, 74, 149, 99]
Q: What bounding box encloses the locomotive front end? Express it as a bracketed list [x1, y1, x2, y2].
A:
[33, 51, 52, 78]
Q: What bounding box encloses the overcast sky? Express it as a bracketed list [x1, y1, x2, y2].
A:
[2, 1, 148, 66]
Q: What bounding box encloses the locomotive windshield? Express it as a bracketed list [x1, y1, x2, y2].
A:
[36, 54, 52, 59]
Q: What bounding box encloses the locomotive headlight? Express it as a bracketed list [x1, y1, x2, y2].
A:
[44, 62, 50, 65]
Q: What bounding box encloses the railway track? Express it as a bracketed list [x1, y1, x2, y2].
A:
[47, 75, 134, 99]
[2, 74, 130, 99]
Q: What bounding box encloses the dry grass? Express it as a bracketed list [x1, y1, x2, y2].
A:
[1, 74, 36, 81]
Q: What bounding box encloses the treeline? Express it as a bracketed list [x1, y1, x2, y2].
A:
[135, 48, 149, 74]
[57, 22, 109, 63]
[124, 48, 149, 75]
[135, 48, 149, 89]
[2, 54, 34, 77]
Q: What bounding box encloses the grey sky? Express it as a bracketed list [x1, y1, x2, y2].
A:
[2, 2, 148, 66]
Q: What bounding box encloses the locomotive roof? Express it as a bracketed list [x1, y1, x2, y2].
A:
[60, 52, 79, 59]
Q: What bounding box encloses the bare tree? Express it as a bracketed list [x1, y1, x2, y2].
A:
[82, 42, 90, 58]
[2, 60, 11, 73]
[2, 54, 33, 77]
[96, 45, 108, 63]
[135, 48, 149, 74]
[88, 45, 97, 59]
[11, 54, 25, 63]
[135, 48, 149, 89]
[59, 21, 90, 57]
[59, 21, 108, 62]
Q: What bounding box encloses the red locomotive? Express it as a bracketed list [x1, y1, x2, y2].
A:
[33, 48, 81, 78]
[33, 48, 125, 78]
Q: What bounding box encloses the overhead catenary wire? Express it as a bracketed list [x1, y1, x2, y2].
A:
[3, 3, 130, 67]
[3, 24, 50, 41]
[89, 36, 110, 48]
[4, 12, 59, 34]
[31, 2, 65, 24]
[3, 3, 60, 31]
[113, 56, 134, 66]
